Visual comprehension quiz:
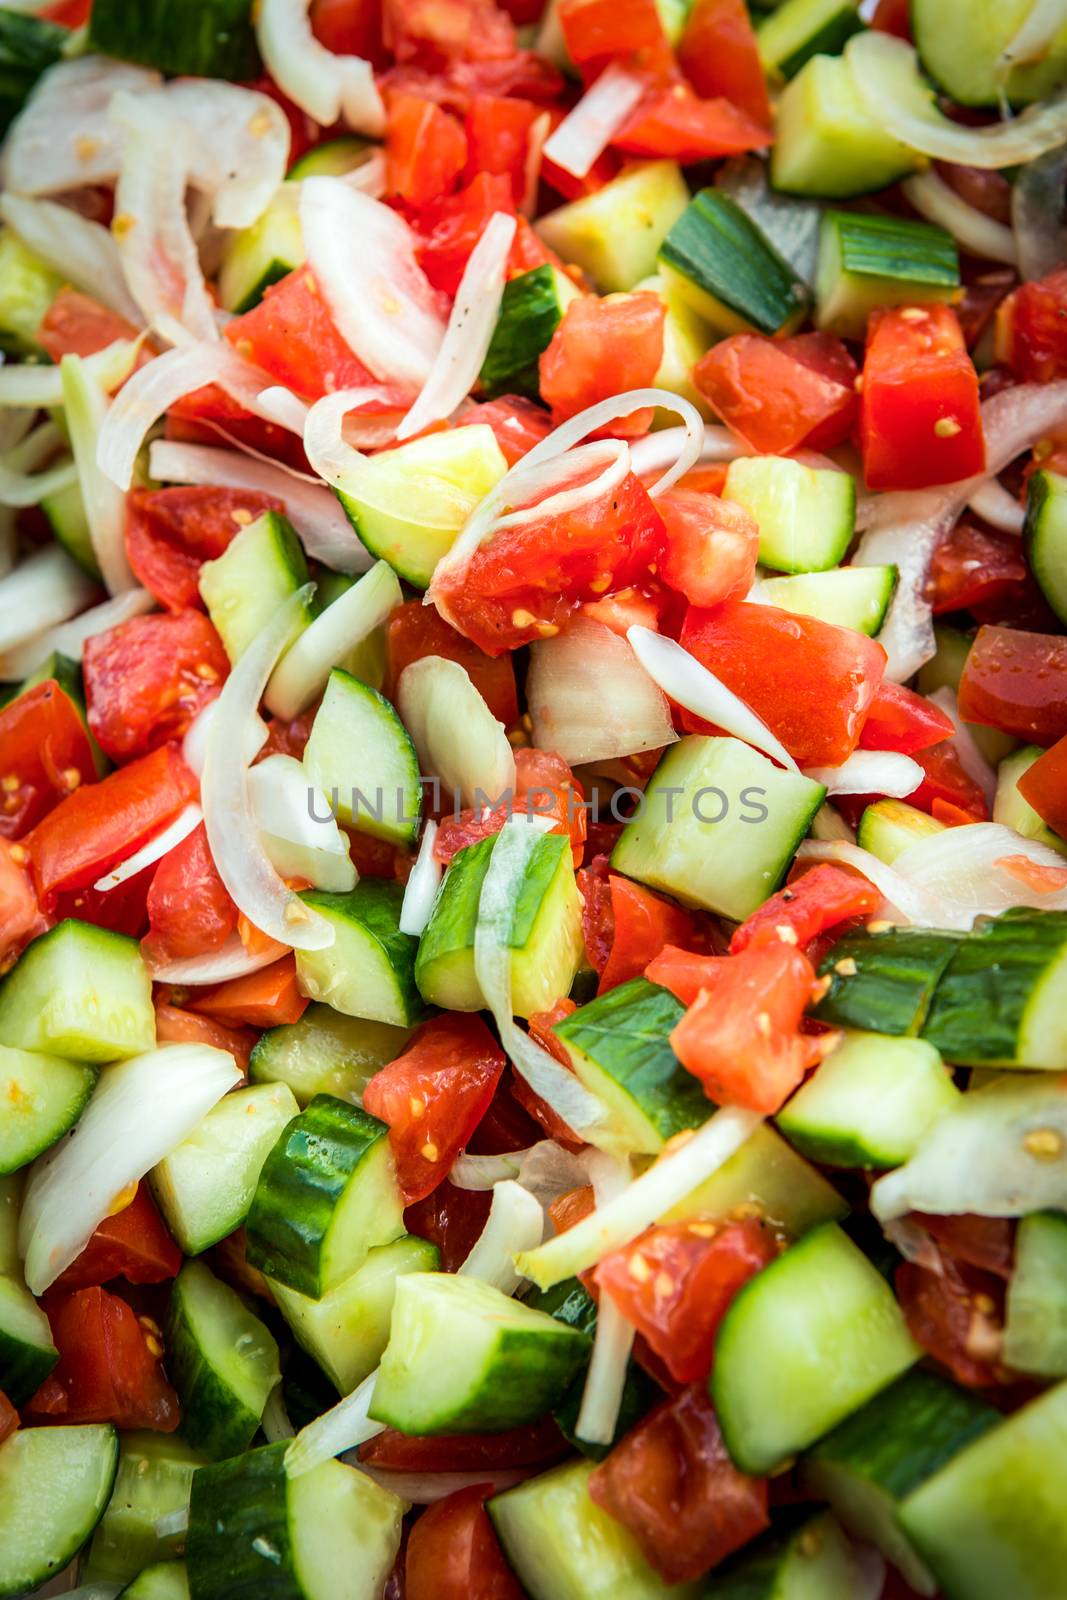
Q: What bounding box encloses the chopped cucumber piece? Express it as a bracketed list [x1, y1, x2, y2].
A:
[334, 425, 508, 590]
[0, 1043, 95, 1175]
[759, 566, 897, 635]
[84, 1433, 204, 1585]
[43, 479, 100, 580]
[370, 1272, 590, 1434]
[271, 1234, 440, 1395]
[0, 227, 62, 355]
[776, 1031, 961, 1168]
[715, 155, 822, 286]
[758, 0, 863, 80]
[712, 1222, 919, 1474]
[0, 1267, 58, 1407]
[706, 1510, 872, 1599]
[149, 1082, 300, 1256]
[659, 189, 811, 336]
[166, 1260, 281, 1460]
[993, 745, 1067, 858]
[1003, 1211, 1067, 1377]
[288, 137, 374, 179]
[479, 264, 579, 400]
[921, 910, 1067, 1069]
[88, 0, 260, 79]
[0, 921, 156, 1063]
[814, 927, 963, 1036]
[725, 455, 855, 573]
[664, 1122, 847, 1235]
[121, 1561, 189, 1600]
[246, 1093, 405, 1297]
[295, 882, 425, 1028]
[611, 735, 826, 920]
[0, 1424, 118, 1598]
[1024, 468, 1067, 626]
[815, 210, 960, 340]
[634, 270, 715, 418]
[856, 799, 945, 866]
[912, 0, 1067, 108]
[218, 187, 303, 314]
[771, 52, 921, 198]
[415, 830, 584, 1020]
[0, 11, 67, 137]
[249, 1003, 413, 1107]
[536, 160, 690, 292]
[303, 667, 421, 846]
[198, 510, 311, 665]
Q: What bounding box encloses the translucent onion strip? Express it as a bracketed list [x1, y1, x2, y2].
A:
[256, 0, 385, 134]
[0, 194, 145, 325]
[574, 1153, 634, 1448]
[265, 559, 402, 720]
[527, 615, 677, 766]
[805, 750, 923, 798]
[399, 821, 442, 937]
[0, 587, 155, 682]
[398, 655, 516, 810]
[795, 838, 945, 926]
[968, 476, 1026, 532]
[145, 933, 288, 986]
[0, 339, 139, 409]
[0, 56, 161, 196]
[997, 0, 1067, 75]
[62, 353, 136, 594]
[901, 170, 1018, 265]
[541, 61, 646, 180]
[94, 804, 203, 893]
[0, 546, 99, 656]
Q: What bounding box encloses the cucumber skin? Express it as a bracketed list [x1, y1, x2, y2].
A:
[0, 1423, 120, 1600]
[187, 1443, 294, 1600]
[659, 189, 812, 335]
[1024, 469, 1067, 627]
[300, 881, 426, 1028]
[0, 1302, 58, 1406]
[165, 1268, 278, 1462]
[88, 0, 260, 80]
[480, 265, 564, 400]
[0, 11, 66, 135]
[815, 928, 963, 1036]
[921, 912, 1067, 1066]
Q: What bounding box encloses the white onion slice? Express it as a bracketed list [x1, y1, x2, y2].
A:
[145, 933, 286, 986]
[0, 194, 144, 326]
[927, 685, 997, 809]
[0, 546, 99, 655]
[847, 32, 1067, 168]
[266, 559, 401, 720]
[520, 388, 703, 498]
[398, 655, 516, 811]
[163, 80, 291, 231]
[629, 421, 748, 478]
[806, 750, 923, 798]
[248, 754, 357, 893]
[201, 587, 335, 951]
[261, 1383, 295, 1444]
[541, 61, 646, 180]
[303, 386, 385, 487]
[997, 0, 1067, 74]
[62, 353, 136, 594]
[399, 821, 442, 937]
[574, 1153, 634, 1448]
[891, 822, 1067, 927]
[0, 587, 155, 681]
[810, 802, 857, 844]
[627, 624, 801, 773]
[901, 170, 1018, 265]
[19, 1044, 242, 1294]
[795, 838, 945, 926]
[527, 616, 676, 766]
[300, 179, 446, 388]
[94, 804, 203, 893]
[397, 211, 516, 441]
[451, 1140, 588, 1205]
[257, 0, 385, 134]
[356, 1466, 528, 1504]
[458, 1178, 545, 1295]
[516, 1107, 764, 1289]
[287, 1371, 384, 1479]
[0, 436, 78, 509]
[0, 56, 161, 195]
[968, 476, 1025, 533]
[0, 339, 139, 409]
[257, 385, 311, 436]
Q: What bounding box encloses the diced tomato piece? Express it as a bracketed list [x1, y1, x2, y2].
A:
[153, 1000, 256, 1072]
[958, 624, 1067, 745]
[928, 520, 1029, 617]
[861, 305, 985, 491]
[656, 487, 759, 607]
[52, 865, 156, 940]
[1017, 732, 1067, 838]
[434, 747, 586, 866]
[51, 1185, 181, 1293]
[466, 1077, 542, 1154]
[896, 1260, 1009, 1388]
[577, 857, 614, 975]
[915, 1214, 1015, 1280]
[26, 745, 196, 908]
[0, 1389, 16, 1445]
[461, 395, 553, 465]
[539, 292, 665, 435]
[224, 269, 375, 399]
[694, 332, 858, 456]
[165, 387, 312, 475]
[187, 955, 308, 1029]
[362, 1416, 567, 1471]
[407, 1485, 525, 1600]
[261, 705, 319, 763]
[596, 874, 699, 992]
[858, 682, 956, 756]
[509, 1061, 586, 1151]
[404, 1181, 493, 1271]
[549, 1183, 595, 1235]
[364, 1014, 507, 1203]
[416, 172, 517, 297]
[677, 0, 772, 127]
[464, 95, 541, 203]
[0, 681, 99, 840]
[38, 0, 91, 23]
[996, 265, 1067, 383]
[589, 1385, 770, 1582]
[0, 840, 44, 972]
[679, 601, 886, 767]
[386, 92, 468, 205]
[36, 287, 147, 363]
[906, 741, 989, 822]
[581, 586, 667, 636]
[730, 864, 881, 956]
[84, 611, 228, 764]
[596, 1220, 779, 1384]
[143, 822, 237, 965]
[385, 600, 518, 723]
[644, 944, 721, 1006]
[870, 0, 910, 35]
[29, 1286, 180, 1431]
[541, 143, 621, 202]
[556, 0, 668, 69]
[613, 86, 772, 163]
[311, 0, 388, 68]
[126, 486, 284, 611]
[383, 0, 518, 69]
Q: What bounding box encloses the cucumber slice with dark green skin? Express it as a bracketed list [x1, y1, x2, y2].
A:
[150, 1083, 300, 1257]
[920, 910, 1067, 1068]
[771, 52, 920, 198]
[814, 927, 963, 1036]
[416, 829, 584, 1020]
[246, 1093, 405, 1297]
[0, 920, 156, 1063]
[0, 11, 67, 137]
[187, 1440, 404, 1600]
[121, 1562, 190, 1600]
[479, 264, 577, 399]
[217, 188, 303, 314]
[302, 667, 421, 846]
[758, 0, 864, 80]
[804, 1370, 999, 1595]
[611, 735, 826, 921]
[814, 210, 960, 341]
[911, 0, 1067, 108]
[42, 479, 100, 580]
[165, 1260, 281, 1460]
[369, 1272, 591, 1434]
[664, 1122, 847, 1235]
[271, 1234, 439, 1395]
[249, 1003, 413, 1108]
[84, 1433, 205, 1585]
[552, 977, 707, 1154]
[490, 1458, 682, 1600]
[0, 1043, 95, 1174]
[900, 1380, 1067, 1600]
[0, 1424, 119, 1599]
[0, 1271, 58, 1406]
[1003, 1211, 1067, 1377]
[288, 137, 374, 179]
[856, 799, 944, 866]
[658, 189, 812, 336]
[199, 511, 311, 666]
[994, 746, 1067, 857]
[295, 882, 426, 1028]
[725, 456, 856, 573]
[704, 1509, 871, 1599]
[712, 1223, 920, 1475]
[758, 566, 897, 636]
[1024, 468, 1067, 626]
[536, 161, 690, 293]
[88, 0, 260, 79]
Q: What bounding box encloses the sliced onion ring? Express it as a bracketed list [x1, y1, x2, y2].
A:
[541, 61, 646, 180]
[256, 0, 384, 134]
[94, 804, 203, 893]
[399, 821, 442, 937]
[901, 170, 1018, 264]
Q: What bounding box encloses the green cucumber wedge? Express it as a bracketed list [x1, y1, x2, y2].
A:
[249, 1003, 413, 1108]
[771, 52, 921, 198]
[815, 210, 960, 341]
[122, 1562, 190, 1600]
[302, 666, 421, 846]
[166, 1260, 281, 1460]
[920, 910, 1067, 1068]
[87, 0, 260, 79]
[911, 0, 1067, 108]
[994, 746, 1067, 858]
[663, 1123, 847, 1236]
[295, 882, 425, 1028]
[706, 1510, 876, 1599]
[0, 1269, 58, 1407]
[758, 0, 864, 80]
[198, 510, 311, 666]
[1003, 1211, 1067, 1378]
[1024, 468, 1067, 627]
[725, 455, 856, 573]
[536, 161, 690, 293]
[0, 920, 156, 1063]
[84, 1433, 205, 1585]
[659, 189, 812, 336]
[0, 1043, 95, 1174]
[0, 1424, 119, 1599]
[479, 264, 578, 400]
[856, 799, 945, 866]
[814, 927, 963, 1036]
[758, 566, 897, 637]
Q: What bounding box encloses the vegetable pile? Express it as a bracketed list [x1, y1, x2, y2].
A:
[4, 0, 1067, 1597]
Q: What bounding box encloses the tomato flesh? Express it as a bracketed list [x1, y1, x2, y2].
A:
[143, 822, 237, 964]
[693, 332, 857, 456]
[730, 864, 881, 956]
[406, 1485, 525, 1600]
[434, 748, 586, 867]
[556, 0, 668, 71]
[84, 611, 228, 763]
[928, 520, 1029, 617]
[187, 955, 308, 1029]
[386, 92, 468, 205]
[613, 87, 772, 164]
[461, 396, 553, 465]
[37, 288, 147, 363]
[126, 487, 285, 611]
[385, 599, 519, 723]
[224, 269, 376, 399]
[598, 873, 699, 993]
[362, 1416, 567, 1471]
[958, 624, 1067, 745]
[858, 682, 956, 756]
[539, 292, 665, 434]
[1017, 733, 1067, 837]
[464, 94, 541, 203]
[861, 305, 985, 491]
[52, 1184, 181, 1293]
[896, 1260, 1009, 1389]
[28, 1286, 180, 1431]
[404, 1181, 492, 1271]
[0, 681, 99, 840]
[906, 742, 990, 823]
[997, 265, 1067, 383]
[154, 1000, 256, 1072]
[0, 1390, 16, 1446]
[656, 487, 759, 607]
[0, 840, 44, 971]
[677, 0, 772, 128]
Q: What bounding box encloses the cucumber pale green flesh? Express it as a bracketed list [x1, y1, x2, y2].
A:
[0, 228, 64, 355]
[663, 1122, 847, 1235]
[993, 745, 1067, 858]
[724, 455, 856, 573]
[87, 0, 260, 77]
[899, 1380, 1067, 1600]
[0, 919, 156, 1063]
[803, 1369, 999, 1595]
[1003, 1211, 1067, 1377]
[370, 1271, 591, 1434]
[1024, 468, 1067, 626]
[536, 160, 690, 293]
[287, 137, 374, 179]
[121, 1562, 190, 1600]
[757, 0, 864, 80]
[0, 1271, 58, 1405]
[658, 189, 812, 336]
[611, 735, 826, 921]
[814, 210, 960, 341]
[295, 881, 426, 1028]
[246, 1093, 405, 1298]
[921, 910, 1067, 1068]
[757, 566, 897, 636]
[303, 666, 421, 845]
[42, 478, 100, 580]
[711, 1223, 920, 1475]
[490, 1458, 698, 1600]
[0, 1424, 119, 1599]
[165, 1260, 281, 1461]
[0, 1175, 16, 1276]
[770, 52, 920, 198]
[911, 0, 1067, 107]
[217, 186, 303, 313]
[85, 1433, 206, 1584]
[704, 1509, 871, 1599]
[856, 799, 944, 866]
[0, 1043, 95, 1175]
[198, 511, 311, 666]
[814, 927, 963, 1036]
[187, 1440, 404, 1600]
[249, 1003, 414, 1107]
[552, 977, 708, 1154]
